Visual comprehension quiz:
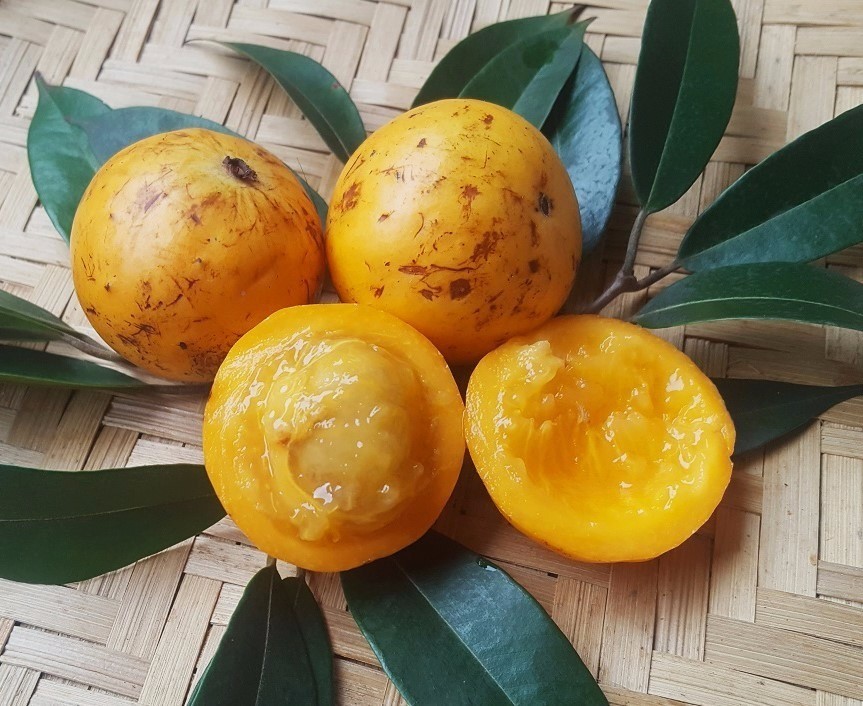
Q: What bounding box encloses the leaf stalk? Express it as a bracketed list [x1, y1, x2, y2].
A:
[580, 210, 679, 314]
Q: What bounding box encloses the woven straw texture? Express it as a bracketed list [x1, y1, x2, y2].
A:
[1, 0, 862, 704]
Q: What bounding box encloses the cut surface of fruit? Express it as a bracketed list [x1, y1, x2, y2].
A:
[465, 315, 735, 563]
[203, 304, 465, 572]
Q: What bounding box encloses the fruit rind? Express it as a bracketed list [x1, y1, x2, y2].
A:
[326, 98, 582, 364]
[71, 128, 324, 381]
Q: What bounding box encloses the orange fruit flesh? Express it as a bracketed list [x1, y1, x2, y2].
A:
[465, 315, 735, 563]
[204, 304, 465, 572]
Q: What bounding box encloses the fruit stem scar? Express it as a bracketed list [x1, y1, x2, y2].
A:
[538, 192, 552, 216]
[223, 156, 258, 183]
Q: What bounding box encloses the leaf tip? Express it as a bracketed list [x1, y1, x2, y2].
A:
[565, 5, 588, 25]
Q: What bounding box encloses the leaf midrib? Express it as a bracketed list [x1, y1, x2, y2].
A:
[254, 568, 277, 705]
[645, 291, 863, 322]
[684, 172, 863, 265]
[0, 491, 217, 524]
[227, 44, 355, 160]
[646, 0, 700, 208]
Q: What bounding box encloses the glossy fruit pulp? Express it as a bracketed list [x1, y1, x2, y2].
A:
[466, 315, 735, 563]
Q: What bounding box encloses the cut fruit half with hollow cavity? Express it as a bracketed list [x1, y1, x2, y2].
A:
[464, 315, 735, 563]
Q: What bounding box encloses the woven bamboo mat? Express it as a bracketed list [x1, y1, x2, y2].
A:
[0, 0, 862, 704]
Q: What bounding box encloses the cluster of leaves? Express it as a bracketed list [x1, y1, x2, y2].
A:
[2, 0, 863, 703]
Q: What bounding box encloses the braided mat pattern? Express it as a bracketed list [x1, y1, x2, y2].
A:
[0, 1, 862, 704]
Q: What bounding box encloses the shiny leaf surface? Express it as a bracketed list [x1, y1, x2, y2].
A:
[412, 9, 583, 107]
[544, 46, 622, 252]
[28, 75, 110, 242]
[714, 379, 863, 455]
[629, 0, 739, 212]
[0, 463, 224, 583]
[221, 42, 366, 162]
[459, 22, 589, 128]
[342, 532, 607, 706]
[635, 263, 863, 331]
[0, 289, 80, 342]
[679, 104, 863, 270]
[189, 567, 333, 705]
[0, 345, 147, 389]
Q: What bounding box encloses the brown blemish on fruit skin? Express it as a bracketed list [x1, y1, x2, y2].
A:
[502, 187, 523, 203]
[529, 220, 540, 247]
[482, 114, 494, 126]
[343, 154, 366, 179]
[338, 181, 362, 212]
[399, 265, 428, 275]
[529, 259, 540, 273]
[417, 138, 427, 148]
[449, 278, 471, 300]
[372, 285, 385, 298]
[459, 184, 479, 219]
[378, 212, 391, 222]
[81, 257, 96, 282]
[469, 230, 504, 263]
[538, 193, 552, 216]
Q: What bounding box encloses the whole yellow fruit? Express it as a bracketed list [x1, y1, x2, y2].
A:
[325, 99, 581, 364]
[71, 128, 325, 382]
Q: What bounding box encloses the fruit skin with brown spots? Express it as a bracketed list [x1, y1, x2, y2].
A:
[325, 99, 582, 365]
[71, 128, 325, 382]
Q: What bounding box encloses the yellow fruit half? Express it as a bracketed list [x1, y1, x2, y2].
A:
[203, 304, 465, 572]
[465, 315, 735, 563]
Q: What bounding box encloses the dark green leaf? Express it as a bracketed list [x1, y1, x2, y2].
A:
[78, 107, 233, 164]
[714, 379, 863, 456]
[459, 22, 589, 128]
[282, 576, 333, 705]
[412, 9, 584, 107]
[679, 104, 863, 270]
[629, 0, 739, 212]
[28, 75, 111, 242]
[544, 46, 622, 252]
[0, 345, 146, 389]
[342, 532, 607, 706]
[220, 42, 365, 163]
[0, 289, 79, 342]
[188, 567, 333, 706]
[0, 463, 224, 584]
[635, 262, 863, 331]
